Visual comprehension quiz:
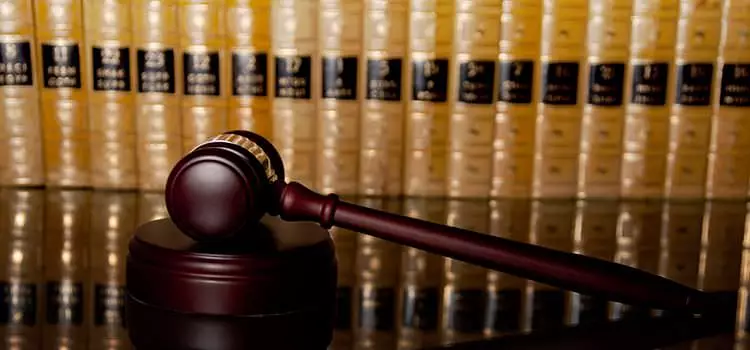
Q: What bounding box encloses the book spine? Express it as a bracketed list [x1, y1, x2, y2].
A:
[492, 0, 542, 198]
[316, 0, 362, 195]
[43, 190, 90, 348]
[664, 0, 723, 198]
[354, 198, 401, 349]
[527, 200, 574, 330]
[271, 0, 318, 186]
[569, 200, 618, 325]
[398, 198, 444, 349]
[132, 0, 182, 191]
[577, 1, 632, 198]
[621, 0, 679, 198]
[531, 0, 588, 198]
[178, 0, 228, 151]
[403, 0, 452, 197]
[447, 0, 500, 199]
[359, 0, 407, 196]
[0, 0, 44, 186]
[658, 201, 704, 298]
[227, 0, 272, 139]
[706, 0, 750, 199]
[698, 201, 745, 294]
[35, 0, 89, 187]
[441, 199, 490, 343]
[486, 198, 530, 334]
[84, 0, 137, 189]
[0, 189, 43, 346]
[330, 224, 357, 349]
[88, 192, 135, 349]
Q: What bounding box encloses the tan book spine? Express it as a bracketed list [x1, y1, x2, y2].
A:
[492, 0, 542, 198]
[0, 0, 43, 186]
[398, 198, 444, 349]
[316, 0, 362, 195]
[697, 201, 745, 293]
[271, 0, 318, 186]
[620, 0, 679, 198]
[330, 224, 357, 350]
[447, 0, 500, 199]
[577, 1, 632, 198]
[403, 0, 452, 197]
[84, 0, 137, 189]
[738, 245, 750, 336]
[133, 0, 182, 191]
[354, 198, 401, 349]
[35, 0, 90, 187]
[441, 199, 490, 343]
[178, 0, 228, 151]
[88, 192, 135, 349]
[359, 0, 407, 196]
[570, 200, 618, 324]
[43, 190, 90, 348]
[706, 1, 750, 199]
[486, 199, 530, 334]
[664, 0, 723, 198]
[227, 0, 272, 138]
[531, 0, 588, 198]
[0, 189, 43, 348]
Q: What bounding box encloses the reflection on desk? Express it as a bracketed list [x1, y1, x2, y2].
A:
[0, 188, 747, 349]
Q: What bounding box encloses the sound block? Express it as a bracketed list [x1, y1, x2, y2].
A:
[126, 216, 338, 350]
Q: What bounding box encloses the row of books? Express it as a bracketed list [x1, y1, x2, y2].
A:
[1, 0, 749, 199]
[0, 188, 745, 348]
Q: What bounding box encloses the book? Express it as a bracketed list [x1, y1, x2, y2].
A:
[359, 0, 408, 196]
[178, 0, 228, 151]
[133, 0, 183, 191]
[531, 0, 588, 198]
[35, 0, 90, 187]
[84, 0, 137, 189]
[403, 0, 453, 197]
[316, 0, 362, 195]
[0, 0, 44, 186]
[664, 0, 723, 198]
[271, 0, 318, 187]
[577, 0, 632, 198]
[447, 0, 500, 199]
[620, 0, 679, 198]
[706, 1, 750, 199]
[492, 0, 542, 198]
[227, 0, 272, 139]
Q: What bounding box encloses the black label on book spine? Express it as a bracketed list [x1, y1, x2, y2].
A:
[41, 43, 81, 89]
[458, 60, 495, 104]
[322, 56, 357, 100]
[94, 284, 126, 327]
[46, 281, 83, 325]
[335, 286, 352, 330]
[137, 48, 175, 94]
[488, 289, 522, 332]
[401, 287, 439, 330]
[183, 51, 220, 96]
[675, 63, 713, 106]
[541, 62, 579, 105]
[0, 282, 36, 326]
[275, 55, 311, 99]
[587, 63, 625, 106]
[446, 289, 486, 333]
[366, 58, 402, 101]
[630, 63, 669, 106]
[499, 60, 534, 103]
[412, 59, 448, 102]
[358, 287, 395, 331]
[232, 51, 267, 97]
[0, 41, 33, 86]
[720, 64, 750, 107]
[92, 46, 131, 92]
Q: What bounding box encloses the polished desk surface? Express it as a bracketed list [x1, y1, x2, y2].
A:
[0, 187, 748, 349]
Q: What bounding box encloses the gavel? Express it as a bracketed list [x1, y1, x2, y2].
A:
[163, 129, 721, 314]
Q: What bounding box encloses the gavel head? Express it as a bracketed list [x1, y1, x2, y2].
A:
[165, 131, 286, 241]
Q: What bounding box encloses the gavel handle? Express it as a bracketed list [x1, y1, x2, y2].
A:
[278, 182, 713, 312]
